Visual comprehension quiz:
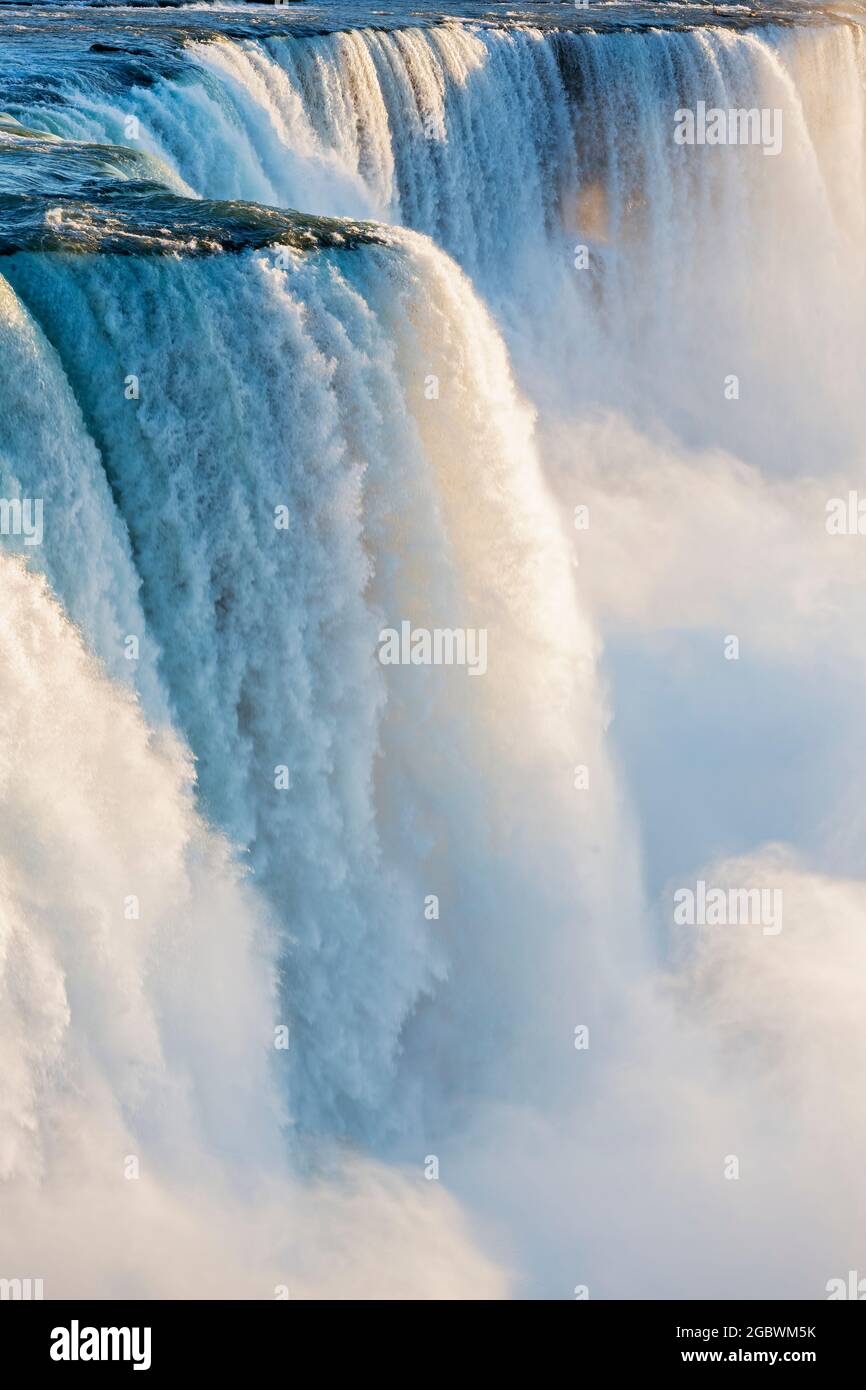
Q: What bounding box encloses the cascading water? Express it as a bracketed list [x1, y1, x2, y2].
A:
[1, 1, 865, 1298]
[1, 225, 629, 1142]
[18, 13, 866, 453]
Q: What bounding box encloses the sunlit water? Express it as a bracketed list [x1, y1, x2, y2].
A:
[1, 0, 865, 1298]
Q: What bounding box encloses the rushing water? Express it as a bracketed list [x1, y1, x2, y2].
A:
[1, 1, 865, 1297]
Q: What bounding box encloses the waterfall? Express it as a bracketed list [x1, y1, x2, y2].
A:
[2, 4, 865, 1298]
[18, 16, 866, 462]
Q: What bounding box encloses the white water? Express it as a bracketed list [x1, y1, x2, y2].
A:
[0, 547, 506, 1297]
[29, 18, 866, 461]
[1, 226, 631, 1141]
[2, 12, 866, 1296]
